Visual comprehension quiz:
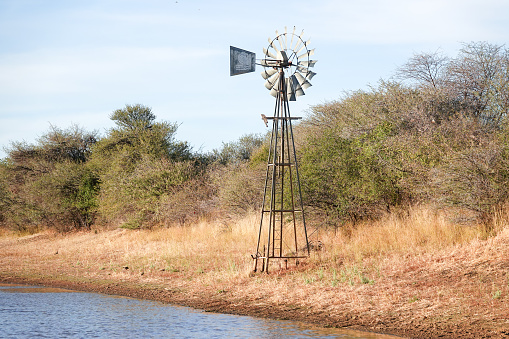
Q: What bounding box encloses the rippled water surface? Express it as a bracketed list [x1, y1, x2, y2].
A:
[0, 284, 397, 338]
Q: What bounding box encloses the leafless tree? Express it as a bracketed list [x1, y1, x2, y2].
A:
[446, 42, 509, 126]
[396, 50, 449, 90]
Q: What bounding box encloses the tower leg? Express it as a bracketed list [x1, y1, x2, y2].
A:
[252, 68, 309, 274]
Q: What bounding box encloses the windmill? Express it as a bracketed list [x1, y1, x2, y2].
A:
[230, 27, 317, 273]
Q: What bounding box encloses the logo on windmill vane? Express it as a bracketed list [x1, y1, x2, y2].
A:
[230, 27, 317, 273]
[230, 46, 256, 76]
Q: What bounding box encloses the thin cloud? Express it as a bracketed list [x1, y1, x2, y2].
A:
[1, 0, 508, 158]
[311, 0, 509, 44]
[0, 46, 223, 96]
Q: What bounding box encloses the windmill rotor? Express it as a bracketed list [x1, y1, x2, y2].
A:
[260, 27, 317, 101]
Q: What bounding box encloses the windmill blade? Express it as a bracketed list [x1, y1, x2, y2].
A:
[275, 35, 285, 52]
[284, 26, 288, 50]
[304, 70, 317, 81]
[293, 38, 304, 56]
[270, 87, 278, 97]
[275, 29, 284, 51]
[292, 29, 305, 54]
[286, 78, 296, 101]
[268, 37, 280, 54]
[291, 75, 305, 97]
[297, 65, 308, 73]
[297, 64, 317, 73]
[261, 68, 278, 80]
[295, 38, 310, 55]
[295, 71, 312, 89]
[263, 47, 278, 60]
[285, 78, 292, 99]
[293, 29, 305, 50]
[289, 26, 296, 50]
[298, 60, 317, 68]
[265, 72, 280, 90]
[298, 48, 315, 60]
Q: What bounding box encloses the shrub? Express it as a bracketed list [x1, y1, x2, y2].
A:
[97, 157, 203, 228]
[28, 161, 99, 231]
[1, 125, 98, 232]
[432, 134, 509, 221]
[298, 47, 509, 225]
[209, 133, 266, 165]
[157, 177, 214, 225]
[90, 104, 200, 228]
[299, 123, 403, 225]
[211, 162, 266, 216]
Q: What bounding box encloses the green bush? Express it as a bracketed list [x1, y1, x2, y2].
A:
[29, 161, 99, 231]
[211, 162, 265, 216]
[297, 43, 509, 224]
[209, 133, 266, 165]
[97, 157, 203, 227]
[0, 161, 13, 227]
[299, 122, 402, 225]
[89, 104, 201, 228]
[1, 125, 98, 232]
[431, 130, 509, 221]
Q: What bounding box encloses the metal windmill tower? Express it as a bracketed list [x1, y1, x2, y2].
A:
[230, 27, 317, 273]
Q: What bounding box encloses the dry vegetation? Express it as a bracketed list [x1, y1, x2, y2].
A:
[2, 205, 509, 338]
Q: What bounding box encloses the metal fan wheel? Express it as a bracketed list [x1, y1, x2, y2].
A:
[261, 27, 316, 101]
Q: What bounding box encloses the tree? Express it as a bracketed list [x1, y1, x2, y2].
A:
[396, 50, 449, 90]
[446, 42, 509, 126]
[91, 104, 199, 228]
[209, 133, 265, 165]
[94, 104, 193, 162]
[2, 125, 99, 231]
[8, 124, 97, 166]
[110, 104, 156, 131]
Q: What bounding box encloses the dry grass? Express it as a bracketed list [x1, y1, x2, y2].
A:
[0, 205, 499, 284]
[313, 206, 481, 262]
[2, 205, 509, 337]
[0, 214, 260, 286]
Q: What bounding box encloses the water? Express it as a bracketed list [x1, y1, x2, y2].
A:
[0, 284, 398, 339]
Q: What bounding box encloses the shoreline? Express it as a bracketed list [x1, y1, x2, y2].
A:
[0, 273, 403, 338]
[1, 226, 509, 338]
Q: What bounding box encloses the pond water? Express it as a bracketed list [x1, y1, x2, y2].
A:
[0, 283, 399, 338]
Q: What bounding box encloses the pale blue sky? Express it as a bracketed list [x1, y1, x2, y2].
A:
[1, 0, 508, 158]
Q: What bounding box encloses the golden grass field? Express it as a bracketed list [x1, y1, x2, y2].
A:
[1, 206, 509, 338]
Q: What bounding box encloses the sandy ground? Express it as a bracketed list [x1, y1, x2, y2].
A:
[1, 229, 509, 338]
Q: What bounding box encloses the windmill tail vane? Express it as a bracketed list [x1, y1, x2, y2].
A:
[230, 27, 317, 273]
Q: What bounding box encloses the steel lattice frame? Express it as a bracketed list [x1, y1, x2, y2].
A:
[253, 28, 315, 273]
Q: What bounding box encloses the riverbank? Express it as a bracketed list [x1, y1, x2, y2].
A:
[1, 209, 509, 338]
